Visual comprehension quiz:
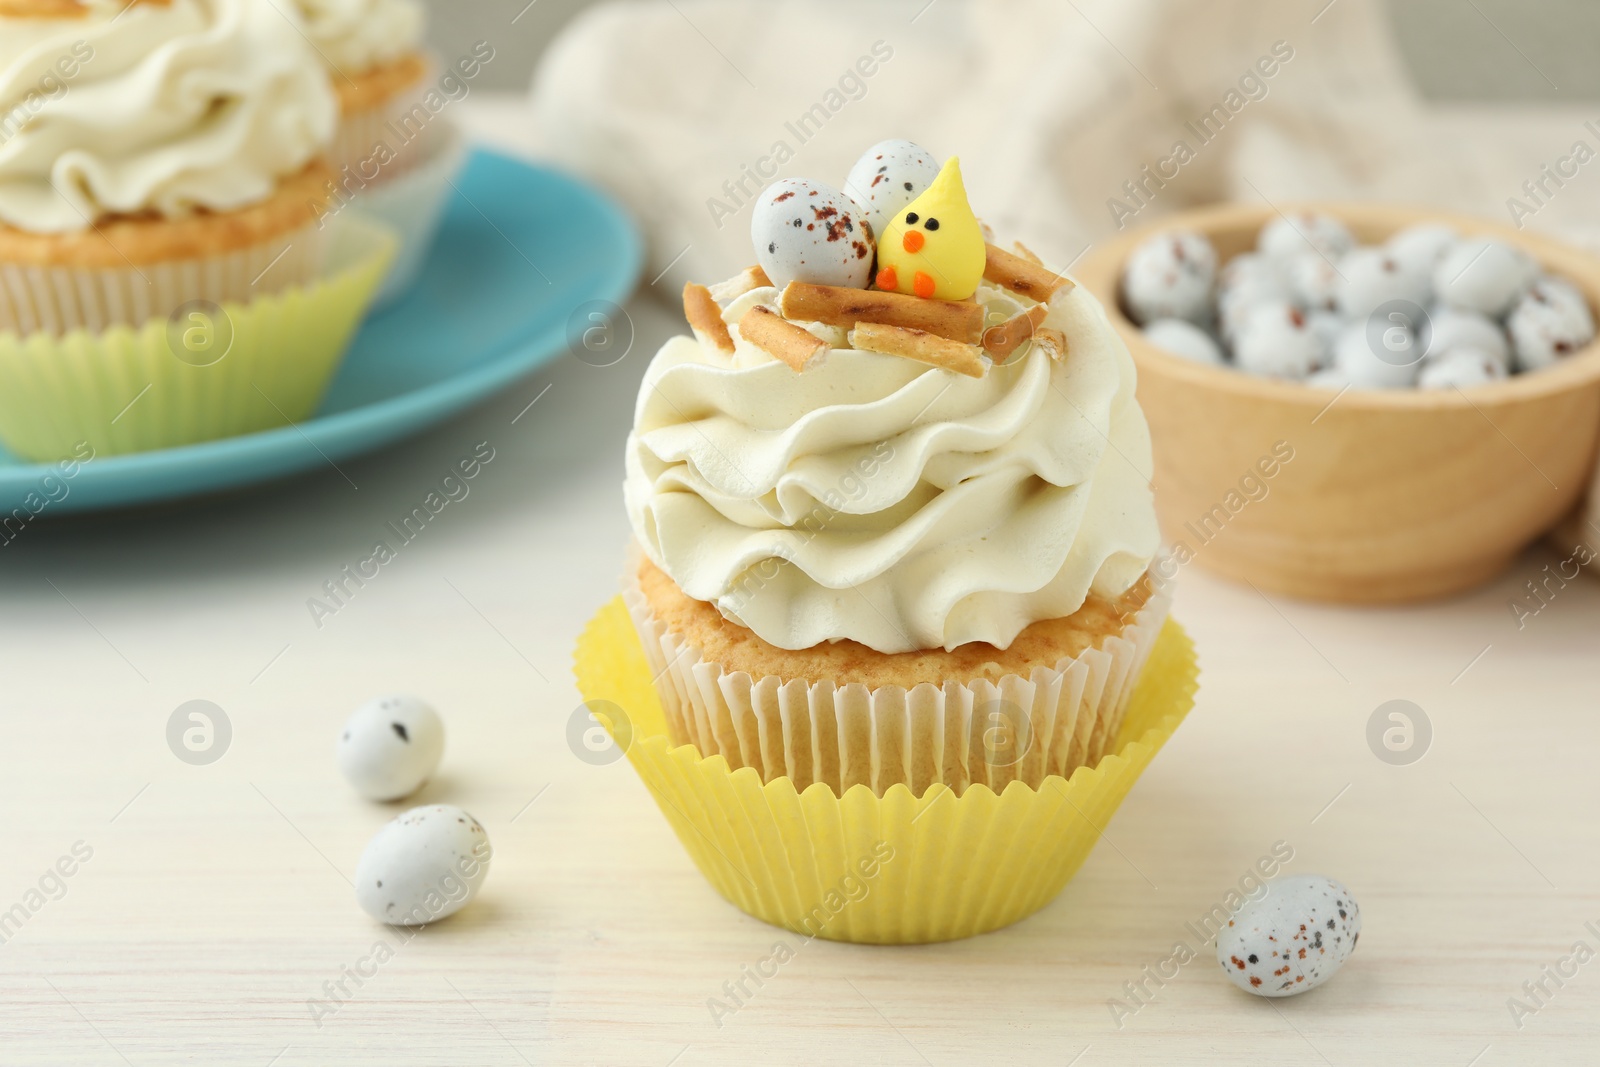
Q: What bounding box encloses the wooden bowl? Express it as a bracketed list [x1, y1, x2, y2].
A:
[1076, 202, 1600, 603]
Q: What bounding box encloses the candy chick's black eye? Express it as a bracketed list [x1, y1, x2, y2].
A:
[905, 212, 918, 224]
[924, 217, 940, 231]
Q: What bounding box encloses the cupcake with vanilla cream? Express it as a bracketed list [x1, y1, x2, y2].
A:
[623, 142, 1169, 797]
[292, 0, 439, 182]
[0, 0, 394, 460]
[0, 0, 337, 334]
[289, 0, 468, 304]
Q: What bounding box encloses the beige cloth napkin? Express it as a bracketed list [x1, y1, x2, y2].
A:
[530, 0, 1600, 559]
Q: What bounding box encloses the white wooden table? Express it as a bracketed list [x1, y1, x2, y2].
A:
[2, 100, 1598, 1067]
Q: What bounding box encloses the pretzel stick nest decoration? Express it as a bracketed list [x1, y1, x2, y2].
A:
[1032, 327, 1068, 362]
[690, 243, 1071, 375]
[851, 322, 986, 379]
[738, 306, 828, 371]
[780, 282, 985, 345]
[983, 243, 1074, 302]
[708, 265, 772, 304]
[682, 282, 734, 354]
[982, 304, 1049, 361]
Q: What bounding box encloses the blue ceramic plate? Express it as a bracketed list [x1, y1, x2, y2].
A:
[0, 148, 642, 514]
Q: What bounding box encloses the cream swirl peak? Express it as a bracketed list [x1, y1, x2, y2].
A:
[291, 0, 424, 76]
[0, 0, 335, 234]
[624, 277, 1161, 654]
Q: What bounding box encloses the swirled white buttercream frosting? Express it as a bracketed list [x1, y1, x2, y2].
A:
[0, 0, 336, 234]
[291, 0, 423, 75]
[624, 276, 1161, 654]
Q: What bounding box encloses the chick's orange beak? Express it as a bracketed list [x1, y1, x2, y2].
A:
[902, 230, 925, 253]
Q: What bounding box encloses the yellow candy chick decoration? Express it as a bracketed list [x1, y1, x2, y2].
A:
[874, 156, 985, 301]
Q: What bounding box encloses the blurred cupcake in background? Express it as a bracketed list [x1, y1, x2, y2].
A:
[292, 0, 475, 305]
[294, 0, 432, 180]
[0, 0, 338, 334]
[0, 0, 395, 460]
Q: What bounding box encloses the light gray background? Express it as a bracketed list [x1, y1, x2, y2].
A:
[430, 0, 1600, 101]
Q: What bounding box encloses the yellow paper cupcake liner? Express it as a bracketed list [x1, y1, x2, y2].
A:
[0, 215, 396, 461]
[574, 595, 1199, 945]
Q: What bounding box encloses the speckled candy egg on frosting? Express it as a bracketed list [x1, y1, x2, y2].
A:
[1216, 874, 1361, 997]
[842, 139, 941, 237]
[751, 178, 874, 291]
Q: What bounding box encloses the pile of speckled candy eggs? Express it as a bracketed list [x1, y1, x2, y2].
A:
[1121, 212, 1596, 389]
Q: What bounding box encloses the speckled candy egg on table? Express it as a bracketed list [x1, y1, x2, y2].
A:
[751, 178, 875, 291]
[355, 805, 491, 926]
[337, 695, 445, 802]
[842, 139, 941, 238]
[1217, 874, 1361, 997]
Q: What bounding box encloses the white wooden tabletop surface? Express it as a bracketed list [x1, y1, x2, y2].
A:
[2, 100, 1598, 1067]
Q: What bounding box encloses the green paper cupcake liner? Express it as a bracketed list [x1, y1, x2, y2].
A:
[0, 215, 396, 461]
